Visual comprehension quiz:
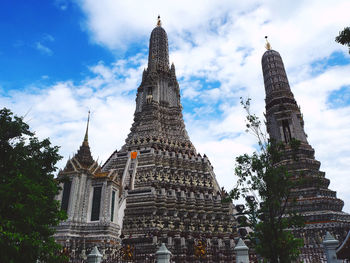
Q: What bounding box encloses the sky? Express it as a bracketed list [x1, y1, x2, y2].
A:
[1, 0, 350, 212]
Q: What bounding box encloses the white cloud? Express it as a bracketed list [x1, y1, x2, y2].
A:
[0, 60, 139, 171]
[34, 34, 55, 56]
[35, 42, 53, 56]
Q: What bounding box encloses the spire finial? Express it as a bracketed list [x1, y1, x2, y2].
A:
[265, 36, 271, 50]
[157, 15, 162, 27]
[83, 110, 90, 146]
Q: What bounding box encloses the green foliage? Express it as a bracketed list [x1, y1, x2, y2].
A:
[229, 99, 304, 263]
[335, 27, 350, 54]
[0, 108, 67, 263]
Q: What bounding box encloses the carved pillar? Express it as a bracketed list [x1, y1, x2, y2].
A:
[87, 246, 103, 263]
[155, 243, 172, 263]
[234, 238, 249, 263]
[323, 232, 341, 263]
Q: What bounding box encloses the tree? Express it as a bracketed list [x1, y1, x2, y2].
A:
[336, 27, 350, 54]
[0, 108, 67, 263]
[228, 99, 304, 263]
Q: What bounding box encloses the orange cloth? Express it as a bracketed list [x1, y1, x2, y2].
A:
[130, 151, 137, 159]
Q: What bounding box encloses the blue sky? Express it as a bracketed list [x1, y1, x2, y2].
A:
[1, 0, 350, 212]
[0, 0, 114, 89]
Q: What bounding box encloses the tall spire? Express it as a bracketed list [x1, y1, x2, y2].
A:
[83, 110, 90, 146]
[261, 45, 350, 261]
[262, 47, 307, 143]
[63, 110, 94, 170]
[134, 16, 181, 113]
[147, 15, 169, 72]
[74, 110, 94, 167]
[107, 17, 194, 160]
[261, 48, 291, 98]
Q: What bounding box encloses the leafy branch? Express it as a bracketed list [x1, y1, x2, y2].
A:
[228, 98, 304, 263]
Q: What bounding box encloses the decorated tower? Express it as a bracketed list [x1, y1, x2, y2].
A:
[54, 112, 121, 260]
[261, 38, 350, 259]
[102, 17, 238, 262]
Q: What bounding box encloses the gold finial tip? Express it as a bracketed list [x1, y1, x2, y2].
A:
[157, 15, 161, 27]
[265, 36, 271, 50]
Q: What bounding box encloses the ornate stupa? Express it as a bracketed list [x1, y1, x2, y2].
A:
[261, 38, 350, 261]
[100, 16, 238, 262]
[53, 16, 239, 262]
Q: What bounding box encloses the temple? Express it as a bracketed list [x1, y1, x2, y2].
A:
[53, 18, 350, 262]
[55, 17, 239, 262]
[261, 39, 350, 261]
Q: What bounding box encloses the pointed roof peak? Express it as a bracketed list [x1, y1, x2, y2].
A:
[83, 110, 90, 146]
[61, 111, 96, 172]
[76, 110, 94, 167]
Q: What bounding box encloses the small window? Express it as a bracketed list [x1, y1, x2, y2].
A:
[282, 120, 292, 143]
[61, 180, 72, 213]
[111, 190, 116, 222]
[91, 187, 102, 221]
